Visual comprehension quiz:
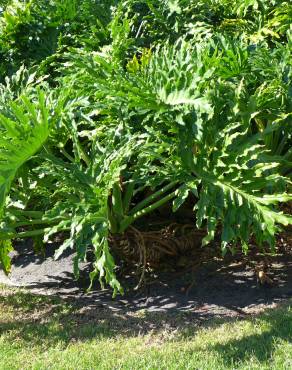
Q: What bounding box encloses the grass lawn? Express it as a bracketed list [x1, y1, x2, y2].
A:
[0, 285, 291, 370]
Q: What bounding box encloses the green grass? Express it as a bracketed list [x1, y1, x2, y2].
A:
[0, 285, 291, 370]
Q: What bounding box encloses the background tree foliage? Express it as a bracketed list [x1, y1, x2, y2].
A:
[0, 0, 291, 295]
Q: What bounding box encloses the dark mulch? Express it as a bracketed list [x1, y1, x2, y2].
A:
[1, 228, 291, 319]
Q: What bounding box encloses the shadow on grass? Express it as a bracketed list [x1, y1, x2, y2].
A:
[0, 288, 199, 346]
[208, 306, 292, 367]
[0, 287, 291, 368]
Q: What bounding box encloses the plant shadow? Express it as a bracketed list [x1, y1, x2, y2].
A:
[0, 286, 291, 368]
[206, 305, 292, 367]
[0, 287, 203, 346]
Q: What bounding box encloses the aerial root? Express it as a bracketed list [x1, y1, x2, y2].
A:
[128, 226, 147, 290]
[110, 223, 208, 269]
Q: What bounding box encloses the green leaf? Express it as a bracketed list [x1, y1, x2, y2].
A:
[0, 90, 51, 217]
[0, 239, 13, 275]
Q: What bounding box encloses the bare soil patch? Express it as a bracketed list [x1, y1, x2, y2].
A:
[1, 228, 291, 319]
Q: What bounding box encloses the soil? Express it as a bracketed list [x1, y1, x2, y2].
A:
[1, 231, 292, 319]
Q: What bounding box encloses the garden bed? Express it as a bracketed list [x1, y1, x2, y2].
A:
[1, 228, 291, 318]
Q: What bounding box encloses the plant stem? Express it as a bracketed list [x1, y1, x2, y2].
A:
[128, 181, 177, 216]
[60, 147, 75, 162]
[12, 218, 66, 228]
[112, 182, 124, 220]
[0, 226, 72, 241]
[119, 190, 177, 232]
[122, 181, 135, 213]
[0, 229, 45, 240]
[10, 210, 44, 218]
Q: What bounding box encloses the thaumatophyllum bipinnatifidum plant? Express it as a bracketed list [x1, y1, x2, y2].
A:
[0, 0, 291, 295]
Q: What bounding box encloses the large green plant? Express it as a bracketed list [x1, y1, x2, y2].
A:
[1, 37, 291, 295]
[0, 1, 291, 295]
